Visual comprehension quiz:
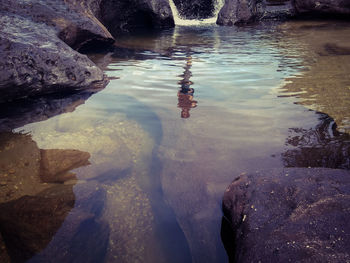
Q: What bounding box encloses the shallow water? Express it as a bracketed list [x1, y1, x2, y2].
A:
[1, 21, 350, 262]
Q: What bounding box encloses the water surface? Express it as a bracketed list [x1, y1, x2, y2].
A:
[1, 21, 350, 262]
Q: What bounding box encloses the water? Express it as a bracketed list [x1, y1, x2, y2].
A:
[1, 21, 350, 263]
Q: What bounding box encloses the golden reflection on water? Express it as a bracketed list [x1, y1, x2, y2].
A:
[0, 132, 90, 262]
[278, 20, 350, 134]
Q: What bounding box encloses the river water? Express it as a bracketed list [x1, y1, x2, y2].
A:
[1, 20, 350, 263]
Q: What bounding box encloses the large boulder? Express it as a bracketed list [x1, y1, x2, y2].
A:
[217, 0, 295, 25]
[222, 168, 350, 262]
[294, 0, 350, 16]
[0, 0, 115, 103]
[100, 0, 174, 35]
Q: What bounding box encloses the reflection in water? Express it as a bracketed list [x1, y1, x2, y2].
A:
[282, 113, 350, 169]
[0, 132, 90, 262]
[177, 54, 198, 118]
[2, 21, 350, 263]
[278, 21, 350, 134]
[0, 90, 99, 132]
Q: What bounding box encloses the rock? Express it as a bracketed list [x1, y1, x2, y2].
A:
[100, 0, 174, 35]
[217, 0, 257, 26]
[217, 0, 295, 26]
[40, 149, 90, 183]
[0, 0, 114, 103]
[222, 168, 350, 263]
[0, 0, 114, 51]
[0, 132, 99, 262]
[0, 184, 75, 263]
[217, 0, 350, 26]
[172, 0, 215, 19]
[0, 14, 108, 103]
[30, 182, 110, 263]
[294, 0, 350, 16]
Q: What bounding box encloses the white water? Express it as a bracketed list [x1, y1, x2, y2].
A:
[168, 0, 224, 26]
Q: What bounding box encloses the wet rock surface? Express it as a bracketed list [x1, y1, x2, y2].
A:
[100, 0, 174, 35]
[0, 0, 113, 103]
[217, 0, 350, 26]
[222, 168, 350, 263]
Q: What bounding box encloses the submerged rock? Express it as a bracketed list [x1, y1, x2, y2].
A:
[0, 132, 91, 262]
[222, 168, 350, 263]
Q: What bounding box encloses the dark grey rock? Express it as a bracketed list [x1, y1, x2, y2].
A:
[222, 168, 350, 263]
[217, 0, 295, 26]
[217, 0, 350, 26]
[294, 0, 350, 16]
[0, 15, 106, 103]
[100, 0, 174, 35]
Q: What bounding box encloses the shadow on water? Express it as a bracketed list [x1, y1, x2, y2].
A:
[282, 113, 350, 169]
[0, 90, 98, 132]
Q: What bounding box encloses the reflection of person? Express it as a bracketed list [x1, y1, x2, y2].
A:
[177, 55, 197, 118]
[177, 90, 197, 118]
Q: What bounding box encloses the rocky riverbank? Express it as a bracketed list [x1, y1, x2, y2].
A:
[222, 168, 350, 262]
[1, 0, 349, 103]
[217, 0, 350, 26]
[0, 0, 174, 103]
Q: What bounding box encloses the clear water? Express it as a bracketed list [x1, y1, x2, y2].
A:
[1, 21, 350, 263]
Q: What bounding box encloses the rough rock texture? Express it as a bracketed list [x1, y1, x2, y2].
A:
[294, 0, 350, 16]
[100, 0, 174, 35]
[217, 0, 295, 25]
[0, 0, 114, 50]
[217, 0, 350, 26]
[0, 0, 115, 103]
[222, 168, 350, 263]
[173, 0, 215, 19]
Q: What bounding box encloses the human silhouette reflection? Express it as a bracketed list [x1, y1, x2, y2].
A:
[177, 54, 198, 119]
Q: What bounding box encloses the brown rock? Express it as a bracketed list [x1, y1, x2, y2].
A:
[0, 185, 75, 263]
[40, 149, 90, 183]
